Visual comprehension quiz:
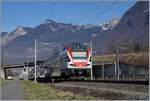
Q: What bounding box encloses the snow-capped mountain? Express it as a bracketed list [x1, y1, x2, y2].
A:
[81, 24, 97, 29]
[101, 17, 120, 31]
[94, 1, 149, 53]
[2, 26, 27, 45]
[1, 17, 120, 46]
[90, 17, 120, 38]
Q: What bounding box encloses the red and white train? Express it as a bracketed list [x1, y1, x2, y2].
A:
[37, 42, 92, 78]
[60, 42, 92, 77]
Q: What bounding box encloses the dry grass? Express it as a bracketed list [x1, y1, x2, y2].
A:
[93, 52, 149, 67]
[55, 82, 149, 100]
[22, 80, 97, 100]
[119, 52, 149, 67]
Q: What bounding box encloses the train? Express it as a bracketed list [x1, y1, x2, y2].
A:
[36, 42, 92, 79]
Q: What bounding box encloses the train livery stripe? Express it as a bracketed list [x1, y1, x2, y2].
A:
[67, 48, 73, 62]
[86, 48, 90, 64]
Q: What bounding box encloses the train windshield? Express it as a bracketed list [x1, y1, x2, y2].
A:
[71, 43, 87, 52]
[72, 52, 87, 60]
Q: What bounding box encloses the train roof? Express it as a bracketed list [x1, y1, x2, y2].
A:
[64, 42, 88, 51]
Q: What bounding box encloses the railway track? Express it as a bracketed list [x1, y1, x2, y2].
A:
[36, 77, 149, 85]
[63, 79, 149, 85]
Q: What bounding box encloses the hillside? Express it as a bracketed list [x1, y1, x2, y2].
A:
[93, 1, 149, 53]
[93, 52, 149, 68]
[1, 18, 119, 64]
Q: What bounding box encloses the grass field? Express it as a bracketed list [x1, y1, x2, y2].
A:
[1, 78, 9, 86]
[22, 80, 97, 100]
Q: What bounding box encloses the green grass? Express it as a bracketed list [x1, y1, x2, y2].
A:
[22, 80, 97, 100]
[1, 78, 9, 86]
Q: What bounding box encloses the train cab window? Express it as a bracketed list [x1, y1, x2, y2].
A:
[71, 43, 87, 52]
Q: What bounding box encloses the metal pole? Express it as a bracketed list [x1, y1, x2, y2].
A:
[116, 47, 120, 80]
[57, 43, 62, 68]
[57, 43, 62, 53]
[114, 60, 117, 79]
[102, 58, 104, 80]
[27, 61, 28, 80]
[34, 39, 37, 82]
[114, 60, 117, 76]
[90, 40, 93, 80]
[23, 66, 25, 80]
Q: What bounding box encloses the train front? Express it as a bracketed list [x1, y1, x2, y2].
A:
[67, 43, 92, 69]
[63, 43, 92, 77]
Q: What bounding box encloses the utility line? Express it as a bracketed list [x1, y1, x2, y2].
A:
[78, 2, 101, 25]
[47, 1, 56, 19]
[89, 1, 117, 25]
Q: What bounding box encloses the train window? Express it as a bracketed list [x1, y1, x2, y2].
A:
[72, 52, 86, 60]
[73, 57, 86, 60]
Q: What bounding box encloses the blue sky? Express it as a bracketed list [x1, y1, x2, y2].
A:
[2, 1, 137, 32]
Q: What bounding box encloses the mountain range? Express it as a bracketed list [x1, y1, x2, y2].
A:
[1, 1, 149, 64]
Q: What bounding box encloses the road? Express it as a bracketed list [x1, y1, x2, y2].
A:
[1, 80, 24, 100]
